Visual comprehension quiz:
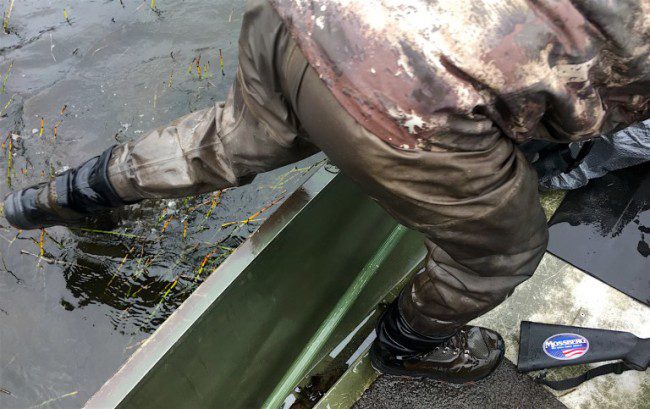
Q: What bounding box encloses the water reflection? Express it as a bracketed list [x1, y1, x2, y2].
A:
[60, 198, 252, 335]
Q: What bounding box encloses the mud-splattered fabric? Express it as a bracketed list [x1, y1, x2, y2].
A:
[59, 0, 647, 337]
[104, 0, 549, 337]
[270, 0, 650, 150]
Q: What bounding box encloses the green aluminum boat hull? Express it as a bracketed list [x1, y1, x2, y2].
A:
[85, 166, 426, 408]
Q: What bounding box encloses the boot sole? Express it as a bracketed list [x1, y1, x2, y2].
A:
[369, 341, 506, 384]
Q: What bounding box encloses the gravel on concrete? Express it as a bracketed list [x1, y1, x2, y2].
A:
[354, 359, 566, 409]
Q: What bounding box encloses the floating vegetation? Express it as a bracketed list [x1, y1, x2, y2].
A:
[5, 136, 12, 188]
[221, 194, 285, 228]
[71, 227, 144, 239]
[193, 55, 202, 79]
[193, 250, 216, 282]
[219, 49, 225, 76]
[2, 0, 14, 34]
[148, 0, 162, 17]
[1, 61, 13, 94]
[205, 191, 221, 220]
[0, 93, 15, 117]
[29, 391, 78, 409]
[39, 228, 45, 257]
[53, 120, 61, 139]
[105, 245, 137, 291]
[161, 215, 174, 233]
[186, 55, 216, 81]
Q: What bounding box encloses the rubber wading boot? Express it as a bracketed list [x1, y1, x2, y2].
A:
[3, 146, 134, 230]
[370, 300, 505, 383]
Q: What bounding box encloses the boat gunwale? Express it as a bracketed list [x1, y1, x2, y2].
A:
[85, 164, 336, 408]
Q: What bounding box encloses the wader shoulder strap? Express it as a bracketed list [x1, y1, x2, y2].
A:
[534, 362, 634, 391]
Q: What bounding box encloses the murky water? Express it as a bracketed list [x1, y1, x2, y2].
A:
[0, 1, 319, 407]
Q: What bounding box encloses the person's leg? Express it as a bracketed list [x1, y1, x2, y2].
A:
[3, 0, 317, 230]
[279, 36, 547, 381]
[292, 63, 547, 331]
[108, 0, 318, 201]
[106, 73, 316, 201]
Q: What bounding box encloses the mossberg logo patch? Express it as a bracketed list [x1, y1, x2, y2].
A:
[543, 333, 589, 360]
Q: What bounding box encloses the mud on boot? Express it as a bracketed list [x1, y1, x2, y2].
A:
[3, 146, 134, 230]
[370, 300, 505, 384]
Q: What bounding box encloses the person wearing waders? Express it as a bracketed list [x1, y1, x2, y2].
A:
[4, 0, 650, 384]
